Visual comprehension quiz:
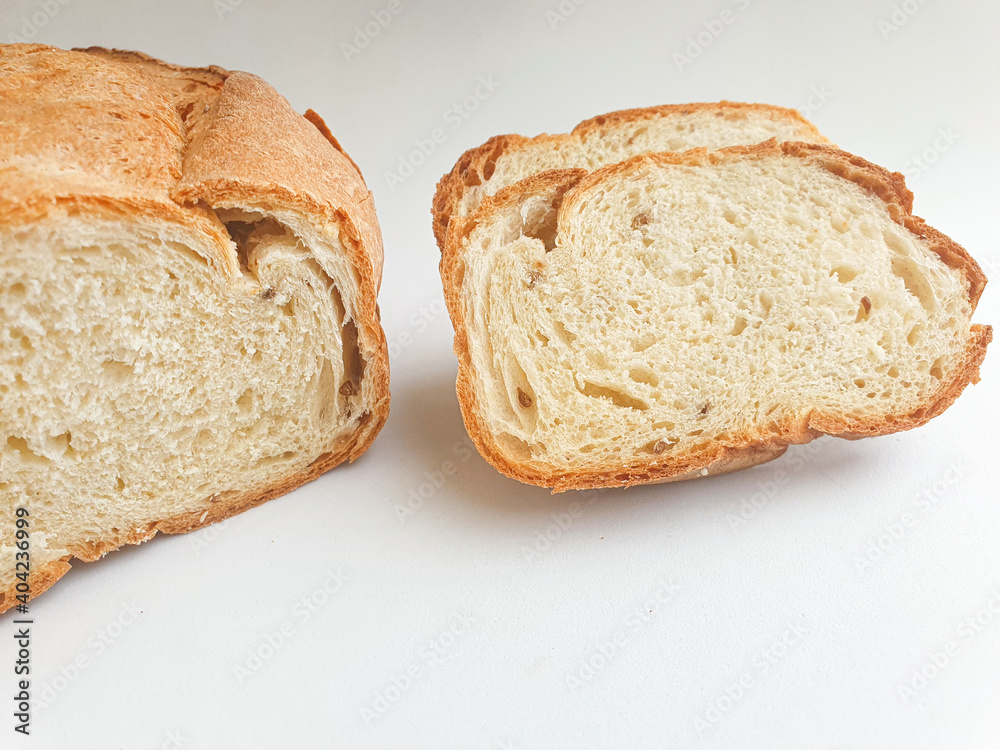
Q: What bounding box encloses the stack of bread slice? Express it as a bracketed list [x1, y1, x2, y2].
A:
[434, 103, 990, 491]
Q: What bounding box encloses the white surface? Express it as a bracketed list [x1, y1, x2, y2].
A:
[2, 1, 999, 748]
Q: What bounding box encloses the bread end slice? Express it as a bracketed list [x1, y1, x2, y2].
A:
[432, 101, 831, 250]
[0, 45, 390, 611]
[442, 142, 990, 491]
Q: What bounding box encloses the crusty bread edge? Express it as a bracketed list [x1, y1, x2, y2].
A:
[441, 142, 991, 492]
[0, 46, 390, 613]
[431, 101, 830, 250]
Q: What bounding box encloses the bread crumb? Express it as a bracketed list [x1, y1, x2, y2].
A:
[699, 468, 709, 476]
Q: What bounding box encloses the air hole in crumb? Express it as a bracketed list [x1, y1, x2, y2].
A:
[5, 436, 50, 466]
[517, 388, 533, 408]
[631, 333, 656, 352]
[759, 292, 774, 317]
[631, 213, 650, 229]
[930, 357, 945, 379]
[832, 266, 860, 284]
[237, 389, 254, 414]
[340, 320, 365, 393]
[102, 360, 135, 381]
[497, 432, 531, 461]
[256, 451, 296, 468]
[553, 320, 578, 345]
[579, 382, 648, 411]
[891, 255, 935, 312]
[629, 367, 659, 387]
[731, 317, 748, 336]
[523, 208, 559, 251]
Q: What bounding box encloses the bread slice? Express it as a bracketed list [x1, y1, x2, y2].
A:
[432, 101, 830, 249]
[441, 141, 990, 491]
[0, 45, 390, 612]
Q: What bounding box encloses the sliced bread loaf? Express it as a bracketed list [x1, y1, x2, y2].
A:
[0, 45, 390, 611]
[432, 101, 829, 249]
[441, 141, 990, 490]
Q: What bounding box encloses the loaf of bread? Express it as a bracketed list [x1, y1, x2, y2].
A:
[440, 141, 990, 490]
[432, 102, 830, 249]
[0, 45, 390, 612]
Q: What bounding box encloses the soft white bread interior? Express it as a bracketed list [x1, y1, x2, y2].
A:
[433, 102, 829, 248]
[0, 45, 389, 611]
[441, 142, 990, 490]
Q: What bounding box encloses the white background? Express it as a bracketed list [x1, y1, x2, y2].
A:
[2, 1, 999, 748]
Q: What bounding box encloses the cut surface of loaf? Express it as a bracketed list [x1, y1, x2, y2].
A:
[432, 101, 830, 248]
[0, 45, 389, 611]
[441, 142, 990, 490]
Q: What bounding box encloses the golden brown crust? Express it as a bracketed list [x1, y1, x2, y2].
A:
[0, 44, 389, 612]
[441, 142, 991, 492]
[431, 101, 830, 250]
